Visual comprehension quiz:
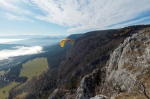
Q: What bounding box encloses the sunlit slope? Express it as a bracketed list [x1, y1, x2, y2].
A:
[15, 92, 27, 99]
[20, 58, 48, 80]
[0, 82, 18, 99]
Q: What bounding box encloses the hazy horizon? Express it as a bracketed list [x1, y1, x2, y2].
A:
[0, 35, 66, 60]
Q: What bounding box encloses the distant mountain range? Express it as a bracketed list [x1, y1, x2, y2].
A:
[0, 35, 67, 39]
[0, 35, 67, 46]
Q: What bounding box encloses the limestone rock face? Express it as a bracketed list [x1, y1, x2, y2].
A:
[90, 95, 109, 99]
[48, 89, 59, 99]
[106, 28, 150, 94]
[76, 28, 150, 99]
[76, 69, 105, 99]
[107, 28, 150, 92]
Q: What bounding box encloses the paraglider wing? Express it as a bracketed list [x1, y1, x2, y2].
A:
[66, 38, 74, 45]
[60, 39, 66, 47]
[60, 38, 74, 47]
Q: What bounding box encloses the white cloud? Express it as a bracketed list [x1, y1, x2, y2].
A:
[0, 0, 33, 22]
[0, 0, 150, 32]
[0, 46, 43, 60]
[0, 38, 24, 43]
[26, 0, 150, 32]
[0, 0, 18, 10]
[104, 16, 150, 29]
[4, 13, 34, 22]
[0, 0, 32, 15]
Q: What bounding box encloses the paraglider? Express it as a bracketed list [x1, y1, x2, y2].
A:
[60, 38, 74, 47]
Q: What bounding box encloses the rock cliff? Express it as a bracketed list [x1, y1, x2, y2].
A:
[76, 27, 150, 99]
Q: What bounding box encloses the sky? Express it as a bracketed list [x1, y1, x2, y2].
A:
[0, 0, 150, 36]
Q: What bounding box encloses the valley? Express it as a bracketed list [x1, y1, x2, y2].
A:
[1, 1, 150, 98]
[0, 57, 48, 99]
[0, 25, 150, 99]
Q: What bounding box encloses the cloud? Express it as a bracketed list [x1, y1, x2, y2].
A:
[105, 16, 150, 29]
[26, 0, 150, 32]
[4, 13, 34, 22]
[0, 0, 150, 32]
[0, 46, 43, 60]
[0, 0, 32, 15]
[0, 0, 33, 22]
[0, 0, 18, 10]
[0, 38, 24, 43]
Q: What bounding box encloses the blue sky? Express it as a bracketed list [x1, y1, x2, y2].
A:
[0, 0, 150, 36]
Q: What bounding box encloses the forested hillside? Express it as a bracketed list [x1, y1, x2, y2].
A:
[8, 25, 150, 99]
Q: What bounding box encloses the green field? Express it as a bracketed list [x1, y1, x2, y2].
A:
[0, 82, 18, 99]
[0, 71, 5, 75]
[0, 58, 48, 99]
[20, 58, 48, 80]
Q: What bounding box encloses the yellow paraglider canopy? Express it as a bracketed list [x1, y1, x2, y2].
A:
[60, 38, 74, 47]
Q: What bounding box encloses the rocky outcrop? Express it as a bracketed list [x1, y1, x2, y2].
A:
[103, 28, 150, 98]
[48, 89, 59, 99]
[90, 95, 109, 99]
[76, 27, 150, 99]
[48, 89, 69, 99]
[76, 68, 106, 99]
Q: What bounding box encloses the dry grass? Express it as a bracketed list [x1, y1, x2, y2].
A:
[115, 92, 146, 99]
[142, 27, 150, 35]
[115, 70, 150, 99]
[145, 67, 150, 75]
[126, 65, 135, 71]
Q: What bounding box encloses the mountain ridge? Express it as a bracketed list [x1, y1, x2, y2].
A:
[6, 24, 150, 99]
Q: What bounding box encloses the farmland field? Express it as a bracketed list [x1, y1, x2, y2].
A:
[0, 58, 48, 99]
[20, 58, 48, 80]
[0, 70, 5, 75]
[0, 82, 18, 99]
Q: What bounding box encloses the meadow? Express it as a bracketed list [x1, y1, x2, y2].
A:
[0, 57, 48, 99]
[20, 57, 48, 80]
[0, 82, 18, 99]
[0, 70, 5, 75]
